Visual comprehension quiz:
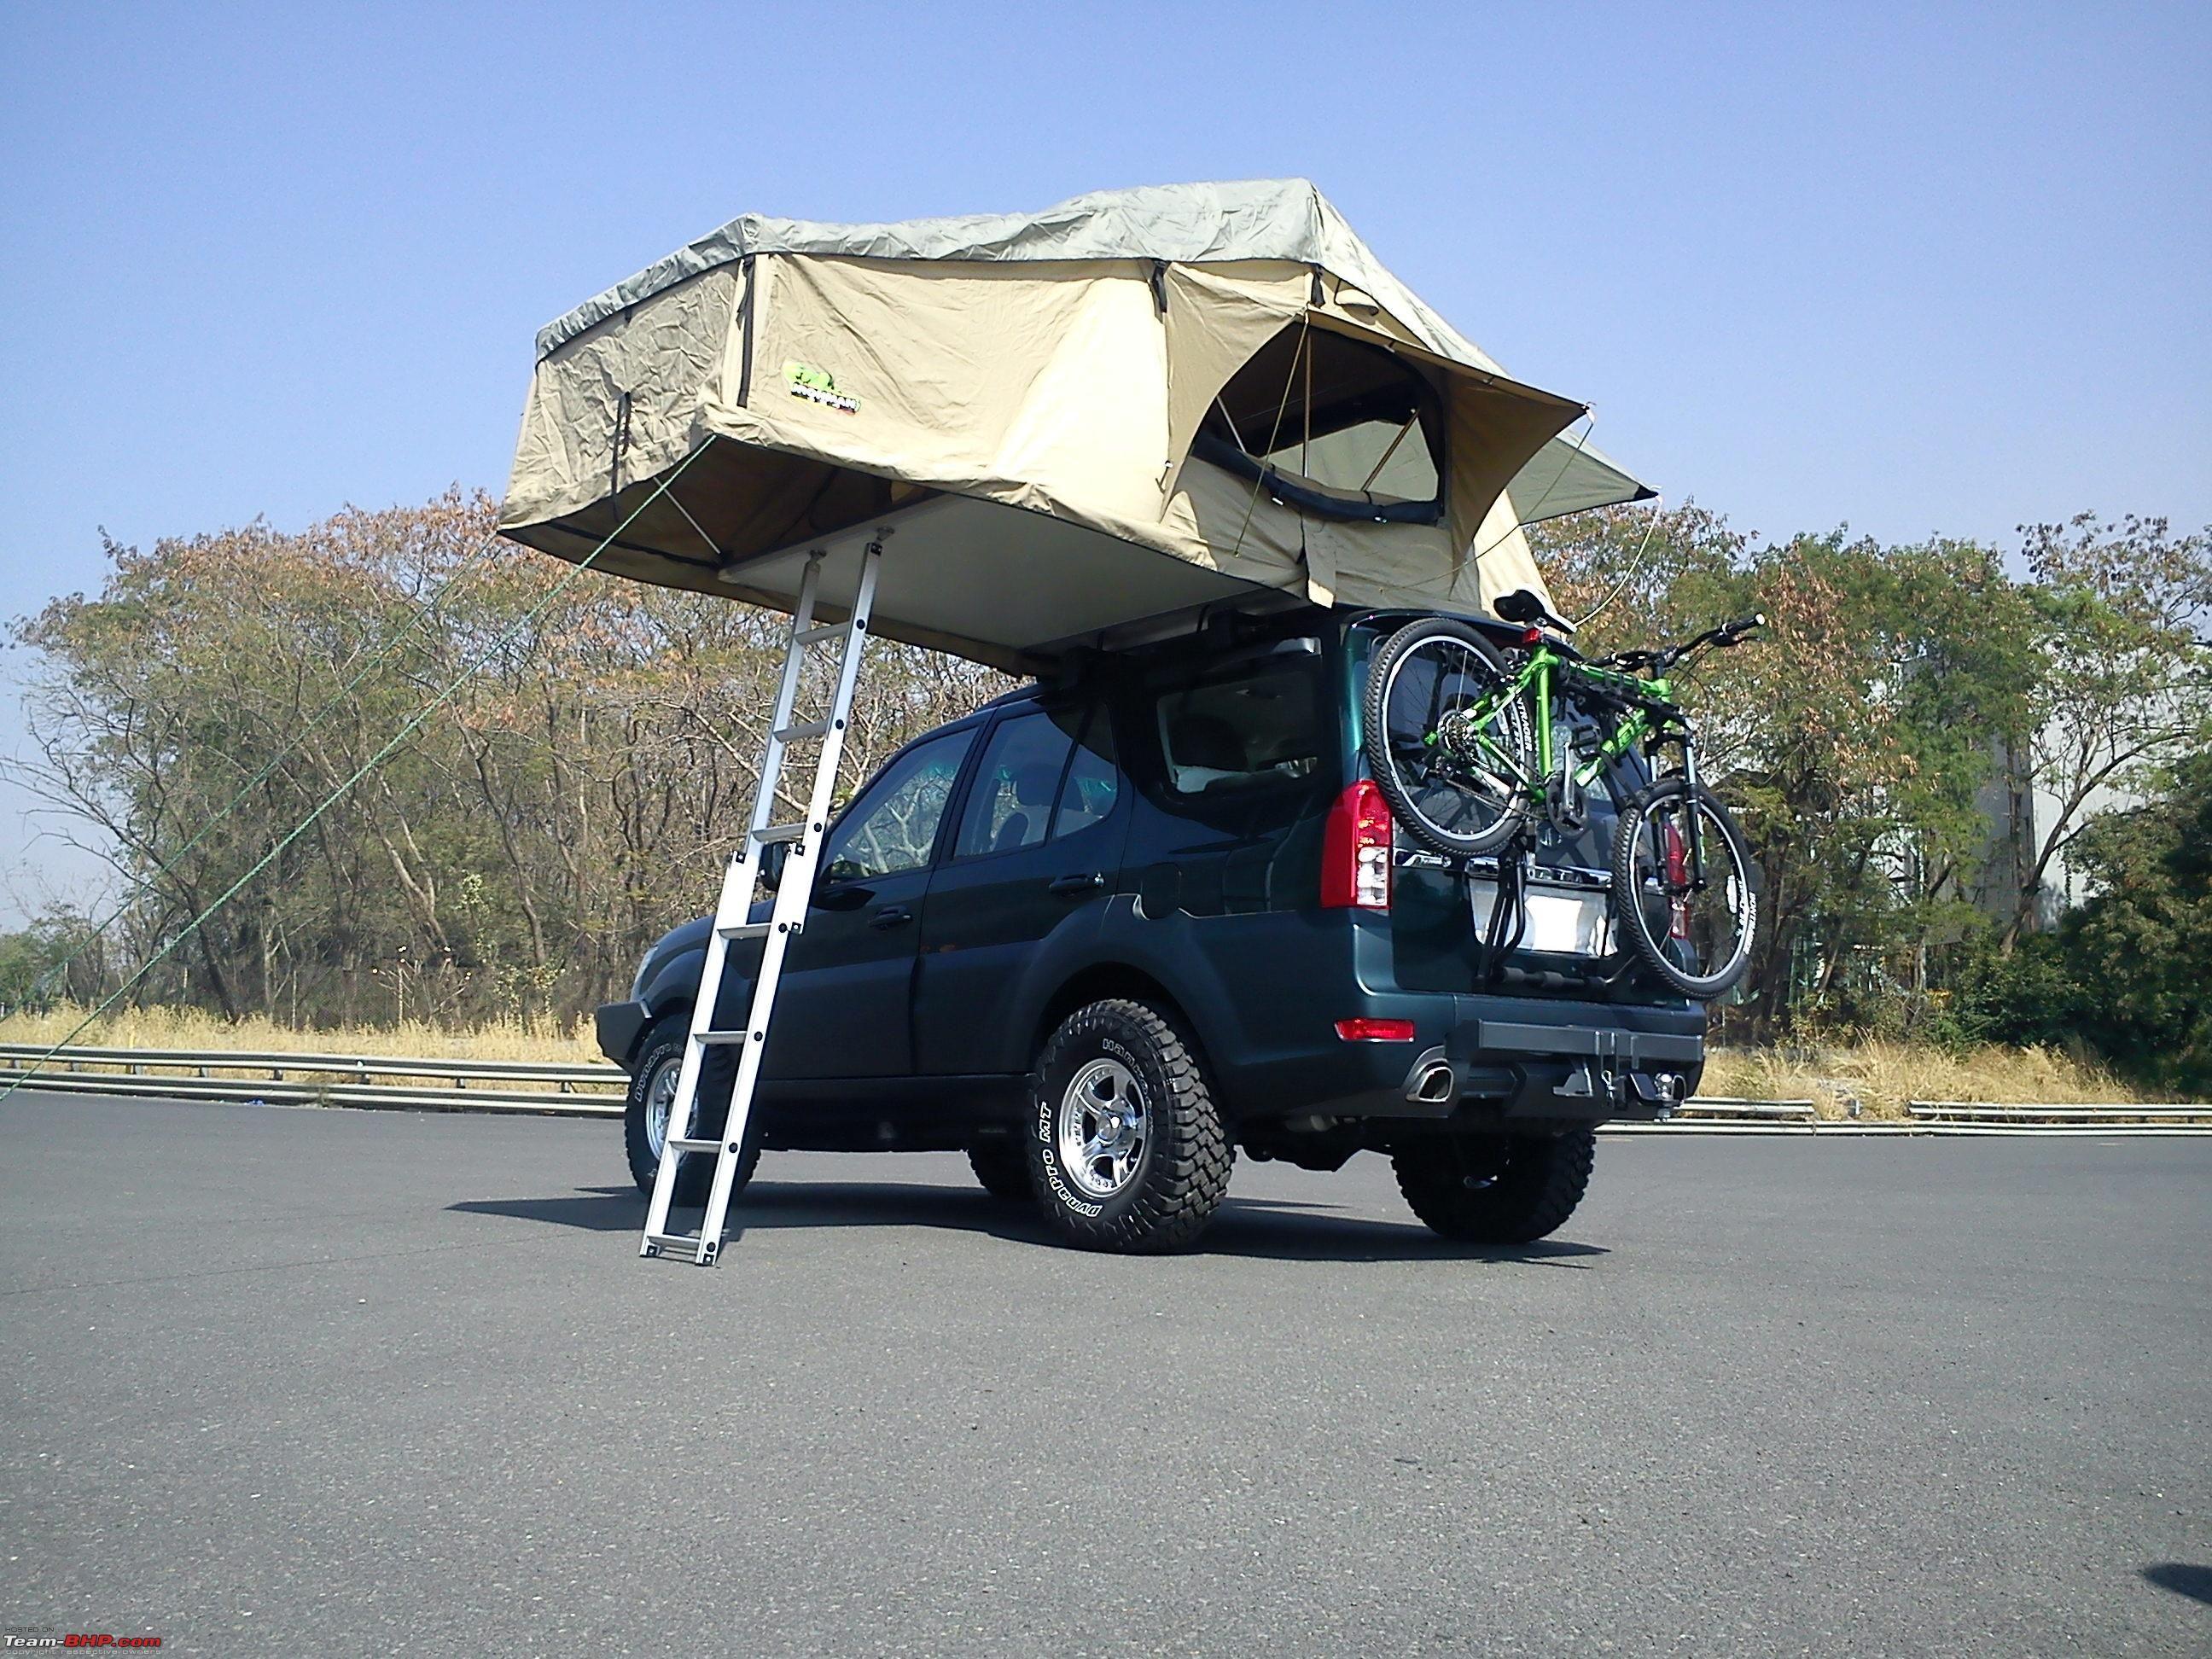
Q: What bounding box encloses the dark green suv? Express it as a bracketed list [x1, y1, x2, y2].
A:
[597, 606, 1705, 1252]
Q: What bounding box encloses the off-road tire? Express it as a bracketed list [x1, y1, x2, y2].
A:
[966, 1141, 1034, 1202]
[1392, 1128, 1596, 1244]
[1027, 998, 1232, 1252]
[623, 1015, 763, 1206]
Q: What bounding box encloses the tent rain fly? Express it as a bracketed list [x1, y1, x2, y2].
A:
[499, 179, 1653, 671]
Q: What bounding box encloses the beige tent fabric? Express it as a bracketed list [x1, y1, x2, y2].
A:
[520, 180, 1650, 526]
[501, 183, 1650, 663]
[1159, 263, 1309, 498]
[503, 265, 738, 535]
[747, 256, 1168, 527]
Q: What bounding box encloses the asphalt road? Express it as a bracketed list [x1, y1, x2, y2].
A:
[2, 1094, 2206, 1657]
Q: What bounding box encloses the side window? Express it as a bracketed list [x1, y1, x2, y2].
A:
[952, 712, 1074, 859]
[1153, 654, 1324, 798]
[1051, 708, 1121, 839]
[823, 730, 975, 882]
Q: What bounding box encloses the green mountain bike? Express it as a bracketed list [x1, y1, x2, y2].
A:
[1361, 590, 1763, 998]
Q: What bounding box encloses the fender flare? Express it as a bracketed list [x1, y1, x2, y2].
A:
[1005, 902, 1252, 1092]
[639, 947, 706, 1022]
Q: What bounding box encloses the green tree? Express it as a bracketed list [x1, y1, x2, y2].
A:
[1967, 753, 2212, 1092]
[0, 905, 108, 1009]
[2003, 513, 2212, 948]
[1540, 509, 2043, 1037]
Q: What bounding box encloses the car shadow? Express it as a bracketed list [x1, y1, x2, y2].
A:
[1207, 1197, 1604, 1265]
[449, 1180, 1606, 1266]
[2142, 1563, 2212, 1606]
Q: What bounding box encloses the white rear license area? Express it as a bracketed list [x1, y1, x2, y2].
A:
[1466, 881, 1613, 956]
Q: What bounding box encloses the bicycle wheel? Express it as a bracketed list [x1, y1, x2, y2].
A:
[1363, 617, 1533, 857]
[1610, 777, 1756, 998]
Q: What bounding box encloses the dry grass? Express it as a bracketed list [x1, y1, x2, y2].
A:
[0, 1003, 602, 1089]
[1702, 1037, 2151, 1118]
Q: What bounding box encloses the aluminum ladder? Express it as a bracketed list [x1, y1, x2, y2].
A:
[640, 533, 884, 1265]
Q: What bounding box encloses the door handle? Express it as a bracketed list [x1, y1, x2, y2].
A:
[1048, 872, 1105, 896]
[869, 904, 915, 930]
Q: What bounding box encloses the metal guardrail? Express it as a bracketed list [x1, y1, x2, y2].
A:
[1672, 1097, 1818, 1118]
[1910, 1100, 2209, 1119]
[1615, 1097, 2209, 1135]
[0, 1040, 624, 1117]
[0, 1040, 619, 1089]
[1895, 1099, 2211, 1136]
[0, 1044, 2203, 1131]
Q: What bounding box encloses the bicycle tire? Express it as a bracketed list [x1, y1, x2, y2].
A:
[1610, 777, 1756, 998]
[1362, 617, 1533, 858]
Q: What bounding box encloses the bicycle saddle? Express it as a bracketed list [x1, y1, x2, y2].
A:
[1492, 588, 1578, 637]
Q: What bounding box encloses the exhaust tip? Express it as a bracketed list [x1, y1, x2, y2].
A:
[1408, 1061, 1458, 1105]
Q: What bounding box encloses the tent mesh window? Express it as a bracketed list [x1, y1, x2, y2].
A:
[1195, 327, 1445, 523]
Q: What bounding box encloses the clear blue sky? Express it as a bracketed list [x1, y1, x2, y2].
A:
[2, 0, 2207, 920]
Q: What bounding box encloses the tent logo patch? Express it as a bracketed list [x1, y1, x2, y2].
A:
[783, 361, 859, 414]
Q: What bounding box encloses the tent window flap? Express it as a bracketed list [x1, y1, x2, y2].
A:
[1193, 324, 1445, 522]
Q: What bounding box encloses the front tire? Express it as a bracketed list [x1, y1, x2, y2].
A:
[966, 1141, 1033, 1202]
[623, 1016, 762, 1206]
[1027, 999, 1232, 1252]
[1393, 1129, 1596, 1244]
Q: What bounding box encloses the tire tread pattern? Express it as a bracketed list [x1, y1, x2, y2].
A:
[1032, 998, 1233, 1253]
[623, 1018, 762, 1205]
[965, 1143, 1033, 1202]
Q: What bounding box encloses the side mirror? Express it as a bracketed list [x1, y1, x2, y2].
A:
[759, 840, 789, 893]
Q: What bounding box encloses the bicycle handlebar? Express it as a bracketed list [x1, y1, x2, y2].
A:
[1601, 613, 1766, 677]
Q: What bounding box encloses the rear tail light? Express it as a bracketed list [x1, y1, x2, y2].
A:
[1336, 1017, 1416, 1042]
[1663, 818, 1692, 940]
[1321, 778, 1392, 909]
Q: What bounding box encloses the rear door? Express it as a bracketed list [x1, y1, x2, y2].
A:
[767, 725, 975, 1080]
[1350, 620, 1644, 993]
[912, 699, 1126, 1075]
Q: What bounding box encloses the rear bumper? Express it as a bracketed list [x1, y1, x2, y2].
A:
[1255, 1010, 1703, 1129]
[1434, 1017, 1702, 1124]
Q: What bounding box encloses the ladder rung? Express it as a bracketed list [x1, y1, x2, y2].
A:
[695, 1029, 753, 1045]
[667, 1137, 726, 1153]
[775, 717, 831, 742]
[753, 822, 806, 844]
[642, 1231, 721, 1265]
[793, 620, 854, 645]
[716, 920, 771, 940]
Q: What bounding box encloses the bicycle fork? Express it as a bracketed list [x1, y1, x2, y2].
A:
[1661, 742, 1708, 941]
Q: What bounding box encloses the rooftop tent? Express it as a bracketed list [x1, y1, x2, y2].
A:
[498, 179, 1654, 671]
